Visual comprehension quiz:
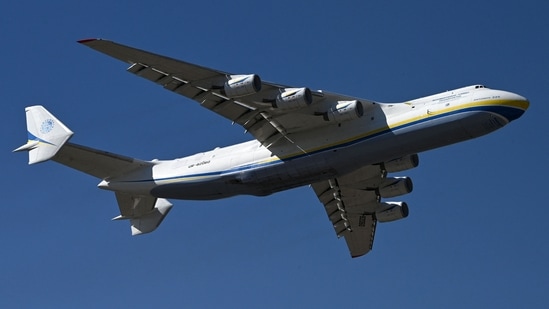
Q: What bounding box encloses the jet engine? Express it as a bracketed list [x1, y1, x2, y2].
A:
[223, 74, 261, 98]
[324, 100, 364, 122]
[378, 177, 413, 198]
[376, 202, 409, 223]
[273, 87, 313, 110]
[384, 154, 419, 173]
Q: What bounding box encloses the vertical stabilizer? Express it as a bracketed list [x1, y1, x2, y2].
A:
[113, 192, 173, 235]
[14, 105, 74, 164]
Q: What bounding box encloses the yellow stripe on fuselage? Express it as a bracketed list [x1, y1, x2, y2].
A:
[389, 99, 527, 128]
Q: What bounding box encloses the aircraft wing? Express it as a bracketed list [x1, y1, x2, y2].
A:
[311, 163, 411, 258]
[78, 39, 375, 148]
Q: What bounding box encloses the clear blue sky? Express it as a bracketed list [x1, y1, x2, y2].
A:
[2, 1, 548, 308]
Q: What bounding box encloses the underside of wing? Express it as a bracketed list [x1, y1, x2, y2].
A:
[311, 154, 418, 258]
[78, 39, 378, 148]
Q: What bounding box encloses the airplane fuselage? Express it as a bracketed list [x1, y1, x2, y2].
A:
[99, 85, 528, 200]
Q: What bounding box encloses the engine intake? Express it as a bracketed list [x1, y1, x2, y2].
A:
[223, 74, 261, 98]
[378, 177, 413, 198]
[376, 202, 409, 223]
[324, 100, 364, 122]
[274, 88, 312, 110]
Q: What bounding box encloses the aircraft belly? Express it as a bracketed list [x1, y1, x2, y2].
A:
[150, 176, 241, 200]
[299, 110, 508, 177]
[238, 155, 338, 195]
[150, 110, 508, 201]
[457, 111, 507, 138]
[378, 110, 507, 156]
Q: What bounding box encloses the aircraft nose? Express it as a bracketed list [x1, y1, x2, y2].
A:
[498, 91, 529, 122]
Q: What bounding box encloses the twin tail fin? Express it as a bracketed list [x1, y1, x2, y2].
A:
[14, 105, 172, 235]
[13, 105, 73, 164]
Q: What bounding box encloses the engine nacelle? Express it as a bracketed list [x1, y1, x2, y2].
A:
[378, 177, 413, 198]
[324, 100, 364, 122]
[274, 87, 312, 110]
[223, 74, 261, 98]
[384, 154, 419, 173]
[376, 202, 409, 223]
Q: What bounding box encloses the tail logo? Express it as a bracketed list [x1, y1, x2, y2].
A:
[40, 119, 54, 134]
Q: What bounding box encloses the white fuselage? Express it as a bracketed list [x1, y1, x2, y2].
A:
[99, 85, 528, 199]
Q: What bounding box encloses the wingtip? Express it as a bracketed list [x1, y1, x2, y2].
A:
[77, 38, 100, 44]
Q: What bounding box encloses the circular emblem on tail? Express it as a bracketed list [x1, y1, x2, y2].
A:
[40, 119, 55, 134]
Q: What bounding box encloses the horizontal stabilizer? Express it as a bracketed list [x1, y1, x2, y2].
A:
[114, 192, 173, 235]
[14, 106, 73, 164]
[54, 142, 153, 179]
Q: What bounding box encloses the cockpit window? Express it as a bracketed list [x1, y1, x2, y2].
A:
[475, 85, 486, 89]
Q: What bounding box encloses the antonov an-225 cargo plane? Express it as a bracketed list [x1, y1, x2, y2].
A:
[15, 39, 529, 258]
